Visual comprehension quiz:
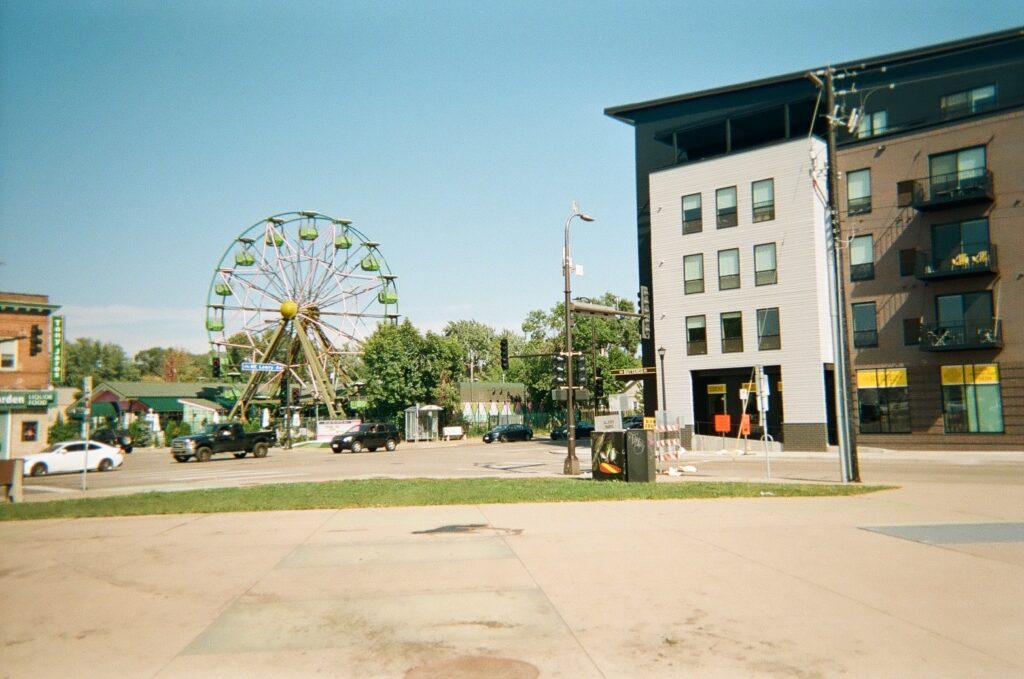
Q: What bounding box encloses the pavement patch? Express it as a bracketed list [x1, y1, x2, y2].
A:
[863, 522, 1024, 545]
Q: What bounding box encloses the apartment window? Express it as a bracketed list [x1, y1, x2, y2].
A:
[857, 110, 888, 138]
[718, 249, 740, 290]
[940, 363, 1003, 433]
[899, 249, 917, 277]
[850, 234, 874, 281]
[940, 84, 996, 118]
[683, 254, 704, 294]
[936, 291, 995, 345]
[716, 186, 737, 228]
[0, 339, 15, 370]
[754, 243, 777, 285]
[847, 169, 871, 215]
[852, 302, 878, 348]
[903, 318, 922, 346]
[686, 315, 707, 356]
[930, 218, 990, 273]
[929, 146, 986, 198]
[751, 179, 775, 222]
[721, 311, 743, 353]
[756, 307, 780, 351]
[682, 193, 702, 234]
[21, 421, 39, 442]
[856, 368, 910, 434]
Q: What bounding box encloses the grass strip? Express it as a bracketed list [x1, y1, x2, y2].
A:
[0, 478, 890, 522]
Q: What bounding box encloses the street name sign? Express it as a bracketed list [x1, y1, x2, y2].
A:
[240, 361, 285, 373]
[610, 366, 657, 377]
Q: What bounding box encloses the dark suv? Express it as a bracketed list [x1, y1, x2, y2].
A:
[331, 423, 400, 453]
[90, 428, 134, 454]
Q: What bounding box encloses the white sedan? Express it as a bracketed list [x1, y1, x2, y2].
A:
[22, 440, 124, 477]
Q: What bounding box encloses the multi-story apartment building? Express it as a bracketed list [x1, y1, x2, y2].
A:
[608, 27, 1023, 451]
[648, 138, 836, 450]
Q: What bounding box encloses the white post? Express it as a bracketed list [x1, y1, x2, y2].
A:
[81, 376, 92, 491]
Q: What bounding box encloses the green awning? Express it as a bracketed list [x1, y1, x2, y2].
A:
[137, 397, 187, 413]
[90, 402, 119, 417]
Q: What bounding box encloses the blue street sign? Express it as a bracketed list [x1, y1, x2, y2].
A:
[240, 361, 285, 373]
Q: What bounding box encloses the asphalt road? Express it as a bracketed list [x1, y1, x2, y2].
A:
[19, 437, 1024, 501]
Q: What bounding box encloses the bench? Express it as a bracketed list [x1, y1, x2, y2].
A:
[442, 426, 465, 441]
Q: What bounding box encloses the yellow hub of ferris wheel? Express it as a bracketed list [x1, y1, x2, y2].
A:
[280, 299, 298, 320]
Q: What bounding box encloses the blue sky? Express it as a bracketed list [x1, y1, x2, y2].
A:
[1, 1, 1021, 354]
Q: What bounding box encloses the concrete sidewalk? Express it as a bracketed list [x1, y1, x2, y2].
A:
[2, 478, 1022, 678]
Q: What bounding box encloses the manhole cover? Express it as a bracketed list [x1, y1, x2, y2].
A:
[406, 655, 539, 678]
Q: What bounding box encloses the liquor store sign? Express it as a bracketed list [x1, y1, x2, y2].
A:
[0, 390, 57, 411]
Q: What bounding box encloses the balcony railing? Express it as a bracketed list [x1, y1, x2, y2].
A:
[910, 169, 994, 211]
[919, 319, 1002, 351]
[915, 244, 997, 280]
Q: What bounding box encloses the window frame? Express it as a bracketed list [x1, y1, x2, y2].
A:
[753, 242, 777, 286]
[756, 307, 780, 351]
[856, 368, 911, 434]
[928, 145, 986, 198]
[852, 302, 878, 348]
[857, 110, 888, 138]
[940, 84, 996, 118]
[681, 193, 702, 234]
[686, 315, 707, 356]
[720, 311, 744, 353]
[751, 178, 775, 222]
[715, 186, 738, 229]
[940, 363, 1003, 434]
[0, 338, 15, 371]
[849, 234, 875, 281]
[683, 254, 704, 294]
[717, 248, 740, 291]
[846, 168, 872, 215]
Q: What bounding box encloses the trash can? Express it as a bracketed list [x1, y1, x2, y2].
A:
[591, 431, 626, 481]
[625, 429, 656, 483]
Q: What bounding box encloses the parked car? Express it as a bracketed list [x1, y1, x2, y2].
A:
[482, 423, 534, 443]
[91, 427, 134, 454]
[549, 421, 595, 440]
[622, 416, 644, 429]
[22, 440, 124, 477]
[331, 423, 400, 453]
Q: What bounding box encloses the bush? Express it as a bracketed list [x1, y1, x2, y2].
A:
[127, 419, 152, 447]
[162, 420, 191, 441]
[48, 415, 80, 444]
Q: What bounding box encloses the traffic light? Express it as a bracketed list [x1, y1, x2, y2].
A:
[574, 355, 586, 383]
[594, 367, 604, 398]
[638, 286, 651, 340]
[211, 356, 222, 378]
[29, 325, 43, 356]
[500, 338, 509, 370]
[552, 355, 566, 387]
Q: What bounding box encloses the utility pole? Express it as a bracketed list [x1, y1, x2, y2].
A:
[811, 66, 860, 483]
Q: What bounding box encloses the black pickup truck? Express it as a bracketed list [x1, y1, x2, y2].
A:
[170, 422, 277, 463]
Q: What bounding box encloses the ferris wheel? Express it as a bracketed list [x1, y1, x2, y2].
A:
[205, 211, 398, 420]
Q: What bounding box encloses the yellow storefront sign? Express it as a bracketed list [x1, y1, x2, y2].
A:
[942, 363, 999, 386]
[707, 384, 727, 394]
[857, 368, 907, 389]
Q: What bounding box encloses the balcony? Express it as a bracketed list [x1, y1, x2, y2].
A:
[909, 169, 994, 211]
[915, 245, 997, 280]
[919, 319, 1002, 352]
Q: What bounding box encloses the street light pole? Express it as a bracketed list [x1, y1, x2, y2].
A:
[657, 346, 667, 421]
[563, 202, 595, 475]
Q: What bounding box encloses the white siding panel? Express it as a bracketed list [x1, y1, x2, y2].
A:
[650, 138, 834, 426]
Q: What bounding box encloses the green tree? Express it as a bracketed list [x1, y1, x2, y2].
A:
[62, 338, 140, 387]
[443, 320, 497, 380]
[133, 347, 168, 378]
